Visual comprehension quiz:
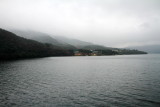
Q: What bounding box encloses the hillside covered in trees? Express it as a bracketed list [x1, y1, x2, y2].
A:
[0, 29, 73, 60]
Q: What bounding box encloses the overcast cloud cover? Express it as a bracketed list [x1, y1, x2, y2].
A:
[0, 0, 160, 47]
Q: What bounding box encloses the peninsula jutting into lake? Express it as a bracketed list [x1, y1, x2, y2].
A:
[0, 28, 147, 60]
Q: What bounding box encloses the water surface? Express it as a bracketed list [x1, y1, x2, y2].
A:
[0, 54, 160, 107]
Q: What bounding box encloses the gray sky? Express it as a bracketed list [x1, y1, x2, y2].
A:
[0, 0, 160, 47]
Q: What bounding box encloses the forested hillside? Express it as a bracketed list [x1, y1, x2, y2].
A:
[0, 29, 73, 60]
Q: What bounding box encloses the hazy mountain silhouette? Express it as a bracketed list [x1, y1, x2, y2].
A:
[11, 30, 76, 50]
[127, 45, 160, 53]
[53, 36, 93, 48]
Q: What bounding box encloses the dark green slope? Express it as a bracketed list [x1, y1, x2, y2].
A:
[0, 29, 73, 60]
[81, 45, 111, 50]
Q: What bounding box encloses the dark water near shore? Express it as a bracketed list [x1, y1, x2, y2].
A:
[0, 54, 160, 107]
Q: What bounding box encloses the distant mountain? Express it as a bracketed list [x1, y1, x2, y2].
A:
[10, 30, 76, 50]
[127, 45, 160, 53]
[0, 28, 73, 60]
[53, 36, 93, 48]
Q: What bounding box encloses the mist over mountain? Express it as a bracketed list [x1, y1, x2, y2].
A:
[53, 36, 93, 48]
[10, 29, 112, 50]
[11, 30, 76, 50]
[11, 30, 60, 44]
[10, 29, 98, 49]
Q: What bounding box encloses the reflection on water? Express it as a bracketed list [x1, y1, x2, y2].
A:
[0, 54, 160, 107]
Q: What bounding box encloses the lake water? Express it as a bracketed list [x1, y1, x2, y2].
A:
[0, 54, 160, 107]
